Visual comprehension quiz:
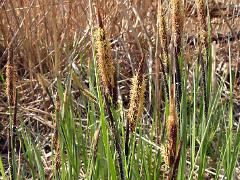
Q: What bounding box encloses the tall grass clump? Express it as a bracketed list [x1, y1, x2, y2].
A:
[1, 0, 240, 179]
[95, 9, 125, 180]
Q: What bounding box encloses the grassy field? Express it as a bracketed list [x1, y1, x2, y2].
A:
[0, 0, 240, 179]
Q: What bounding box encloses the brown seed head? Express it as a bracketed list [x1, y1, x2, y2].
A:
[128, 74, 146, 132]
[158, 4, 168, 55]
[6, 50, 17, 107]
[196, 0, 208, 49]
[171, 0, 183, 49]
[95, 28, 116, 102]
[158, 3, 169, 70]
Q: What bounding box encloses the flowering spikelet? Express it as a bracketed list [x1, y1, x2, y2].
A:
[6, 49, 17, 107]
[128, 57, 146, 132]
[128, 75, 146, 132]
[166, 85, 178, 166]
[95, 11, 117, 105]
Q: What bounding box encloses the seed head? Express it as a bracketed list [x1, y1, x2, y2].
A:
[158, 4, 168, 55]
[171, 0, 183, 49]
[6, 50, 17, 107]
[128, 74, 146, 132]
[95, 27, 117, 104]
[196, 0, 208, 50]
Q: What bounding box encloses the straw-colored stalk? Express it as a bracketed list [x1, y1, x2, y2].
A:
[128, 74, 146, 132]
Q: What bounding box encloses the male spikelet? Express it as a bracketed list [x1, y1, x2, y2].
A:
[196, 0, 208, 117]
[171, 0, 183, 53]
[166, 85, 178, 166]
[6, 49, 17, 107]
[171, 0, 183, 113]
[95, 10, 117, 105]
[128, 58, 146, 132]
[158, 2, 169, 71]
